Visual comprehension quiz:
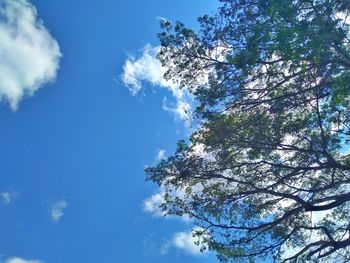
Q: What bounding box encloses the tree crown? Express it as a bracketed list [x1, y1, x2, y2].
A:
[147, 1, 350, 262]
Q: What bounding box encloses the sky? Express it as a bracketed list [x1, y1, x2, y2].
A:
[0, 0, 221, 262]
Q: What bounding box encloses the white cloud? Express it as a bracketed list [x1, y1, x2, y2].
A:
[0, 0, 61, 110]
[143, 192, 165, 217]
[162, 97, 192, 124]
[142, 189, 192, 222]
[155, 149, 166, 162]
[121, 44, 193, 124]
[0, 191, 17, 205]
[5, 257, 42, 263]
[49, 200, 67, 222]
[122, 44, 169, 95]
[162, 228, 209, 256]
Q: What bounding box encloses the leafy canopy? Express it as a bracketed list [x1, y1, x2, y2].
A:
[147, 0, 350, 262]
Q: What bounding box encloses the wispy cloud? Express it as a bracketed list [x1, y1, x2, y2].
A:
[5, 257, 42, 263]
[155, 149, 166, 162]
[121, 44, 193, 124]
[0, 191, 17, 205]
[49, 199, 67, 222]
[161, 228, 209, 256]
[0, 0, 61, 110]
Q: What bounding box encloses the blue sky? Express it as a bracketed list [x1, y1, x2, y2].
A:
[0, 0, 221, 262]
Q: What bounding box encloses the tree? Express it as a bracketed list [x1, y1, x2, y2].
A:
[146, 0, 350, 262]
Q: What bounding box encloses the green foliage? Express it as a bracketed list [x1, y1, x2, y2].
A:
[332, 72, 350, 105]
[148, 0, 350, 262]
